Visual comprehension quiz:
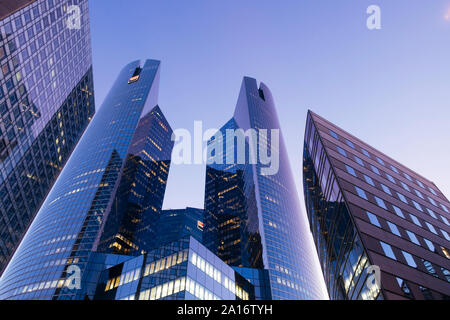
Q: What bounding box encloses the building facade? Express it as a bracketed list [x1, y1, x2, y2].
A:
[303, 111, 450, 300]
[0, 0, 95, 273]
[204, 77, 326, 300]
[96, 106, 174, 256]
[0, 59, 162, 300]
[93, 236, 253, 301]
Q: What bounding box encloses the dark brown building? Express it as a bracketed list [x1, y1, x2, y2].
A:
[303, 110, 450, 300]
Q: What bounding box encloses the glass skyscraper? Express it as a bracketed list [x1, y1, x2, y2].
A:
[204, 77, 326, 300]
[0, 59, 162, 300]
[0, 0, 94, 274]
[96, 106, 174, 256]
[303, 111, 450, 300]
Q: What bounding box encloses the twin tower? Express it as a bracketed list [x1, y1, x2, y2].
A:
[0, 60, 326, 300]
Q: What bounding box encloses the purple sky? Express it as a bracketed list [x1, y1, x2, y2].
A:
[89, 0, 450, 215]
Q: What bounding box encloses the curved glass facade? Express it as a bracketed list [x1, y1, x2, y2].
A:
[0, 0, 94, 273]
[204, 77, 326, 300]
[0, 59, 161, 299]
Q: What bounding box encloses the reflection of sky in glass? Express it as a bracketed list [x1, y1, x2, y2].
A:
[89, 0, 450, 215]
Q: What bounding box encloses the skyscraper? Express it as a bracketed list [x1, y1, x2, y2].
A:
[0, 0, 95, 273]
[303, 110, 450, 300]
[96, 106, 174, 256]
[204, 77, 326, 300]
[0, 59, 162, 300]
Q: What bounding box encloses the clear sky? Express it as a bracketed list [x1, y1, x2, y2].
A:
[89, 0, 450, 215]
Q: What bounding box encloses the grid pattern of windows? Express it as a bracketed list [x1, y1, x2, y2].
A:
[304, 111, 450, 300]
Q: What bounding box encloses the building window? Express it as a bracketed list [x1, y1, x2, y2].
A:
[403, 172, 413, 182]
[406, 230, 420, 246]
[441, 229, 450, 241]
[345, 165, 357, 177]
[440, 215, 450, 226]
[386, 173, 396, 184]
[425, 222, 437, 235]
[412, 200, 423, 212]
[397, 192, 408, 204]
[370, 165, 381, 176]
[329, 130, 339, 140]
[428, 187, 437, 196]
[381, 184, 392, 196]
[421, 260, 438, 278]
[393, 205, 405, 219]
[380, 241, 396, 260]
[400, 181, 410, 192]
[424, 239, 435, 252]
[414, 189, 424, 200]
[440, 204, 449, 214]
[441, 247, 450, 259]
[441, 268, 450, 283]
[426, 208, 437, 219]
[345, 139, 355, 149]
[409, 214, 421, 227]
[355, 186, 368, 200]
[416, 180, 425, 189]
[361, 148, 371, 158]
[396, 277, 413, 297]
[375, 196, 387, 210]
[390, 165, 399, 174]
[354, 156, 365, 167]
[388, 221, 401, 237]
[427, 197, 437, 207]
[376, 157, 385, 166]
[337, 146, 347, 157]
[402, 251, 417, 268]
[364, 175, 375, 187]
[367, 211, 381, 228]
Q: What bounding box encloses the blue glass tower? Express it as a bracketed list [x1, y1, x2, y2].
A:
[0, 0, 95, 273]
[96, 106, 174, 256]
[204, 77, 326, 300]
[0, 59, 161, 300]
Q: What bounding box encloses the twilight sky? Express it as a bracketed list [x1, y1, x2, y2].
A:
[89, 0, 450, 215]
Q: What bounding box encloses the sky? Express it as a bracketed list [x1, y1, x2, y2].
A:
[88, 0, 450, 215]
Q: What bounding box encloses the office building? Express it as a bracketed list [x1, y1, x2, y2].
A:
[0, 0, 95, 273]
[303, 110, 450, 300]
[204, 77, 326, 300]
[0, 59, 162, 299]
